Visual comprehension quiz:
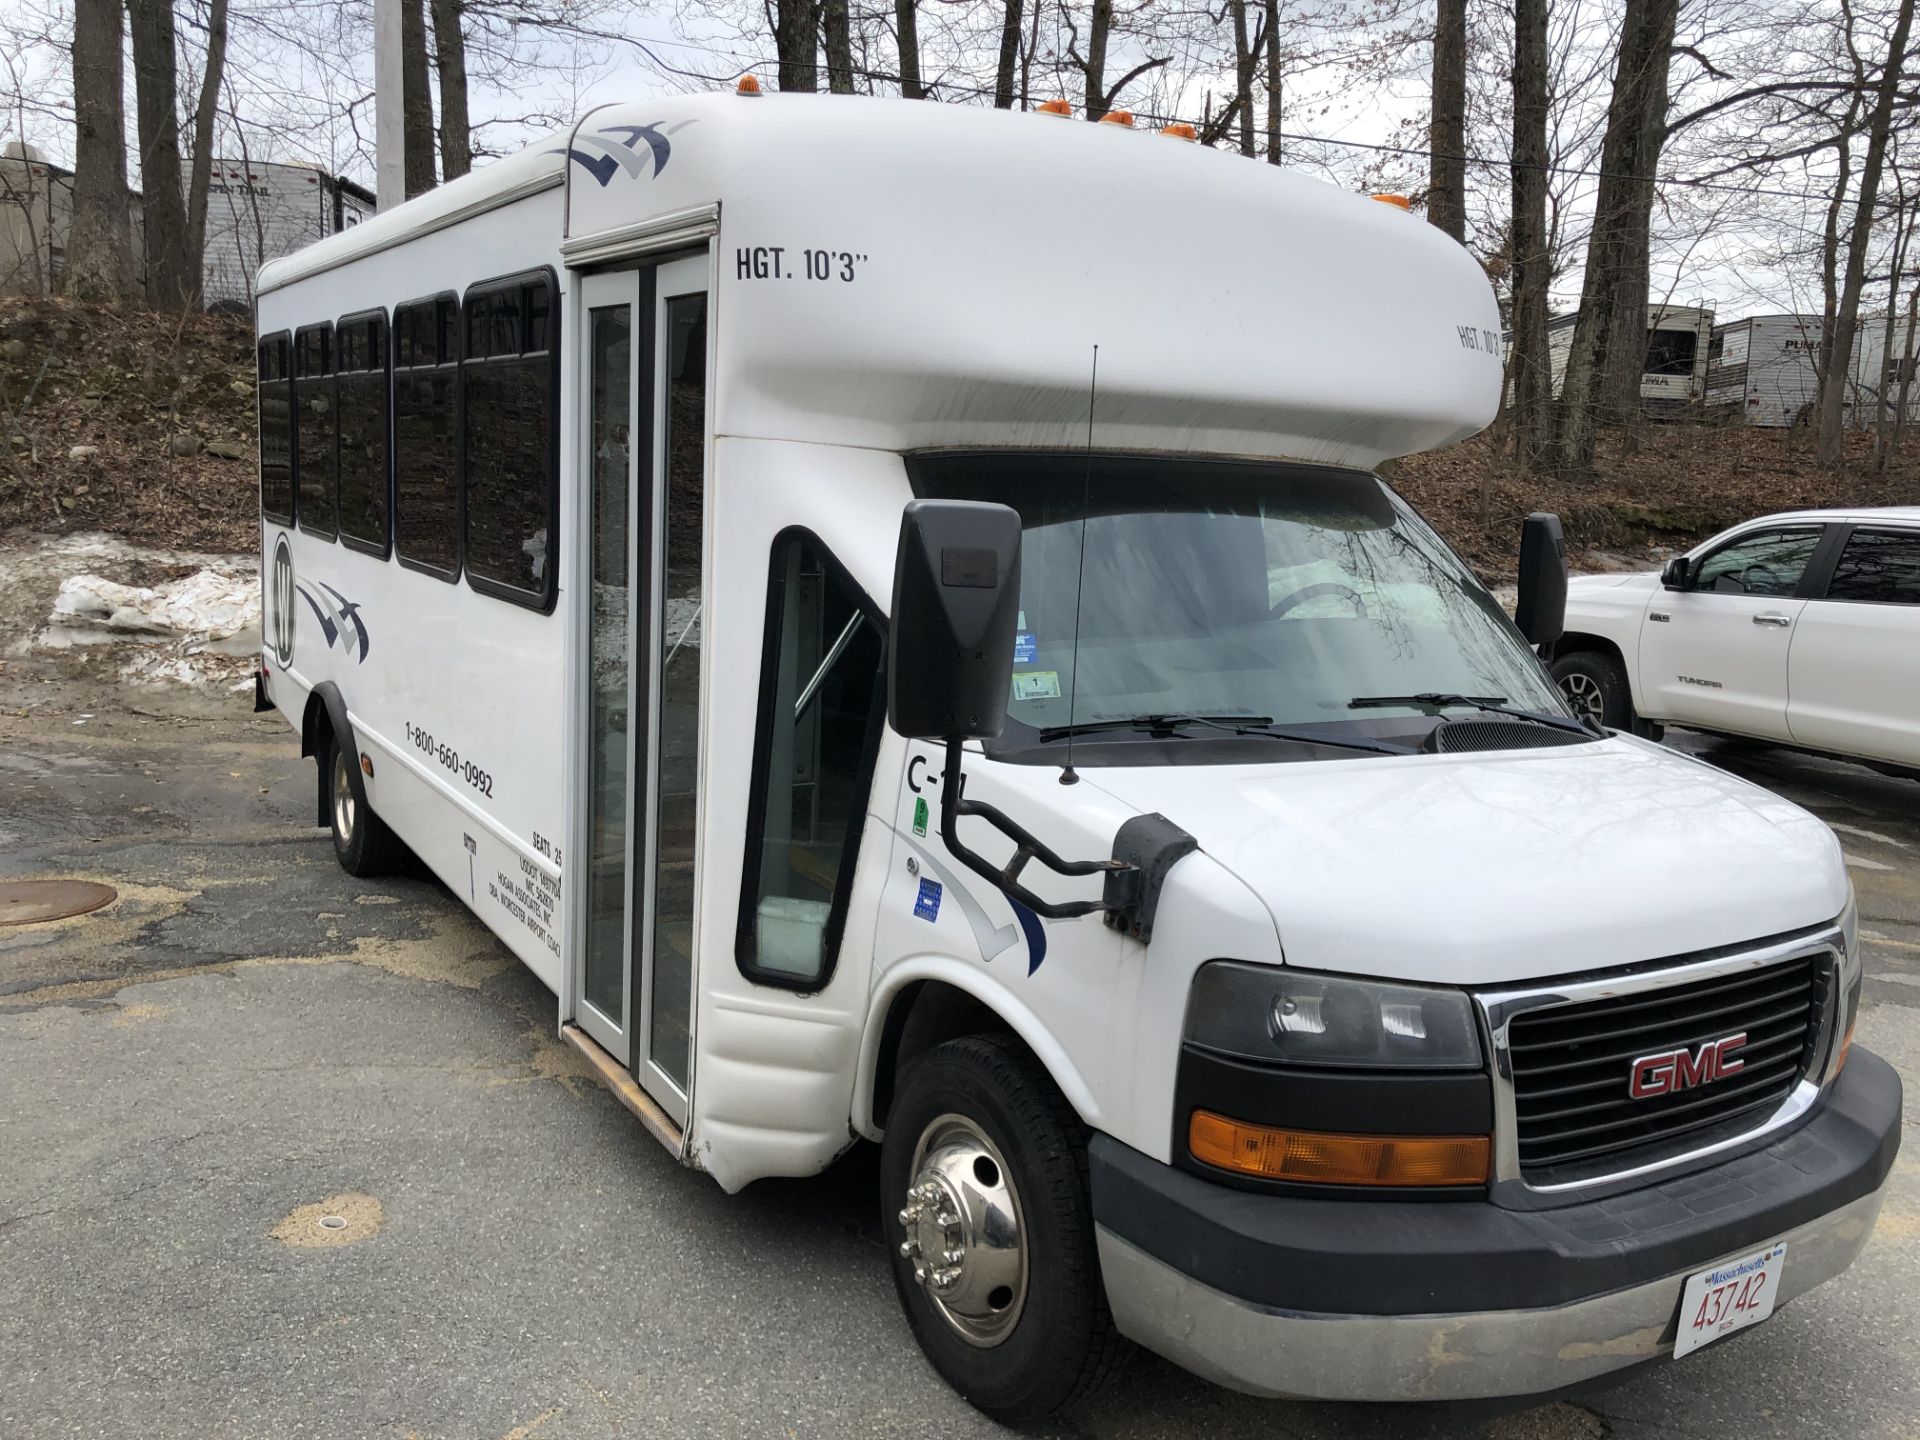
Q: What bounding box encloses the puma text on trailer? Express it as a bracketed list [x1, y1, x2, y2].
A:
[255, 92, 1898, 1421]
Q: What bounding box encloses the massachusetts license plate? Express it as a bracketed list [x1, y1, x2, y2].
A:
[1674, 1242, 1786, 1359]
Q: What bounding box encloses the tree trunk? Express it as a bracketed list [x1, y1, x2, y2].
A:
[1084, 0, 1113, 119]
[66, 0, 137, 302]
[1508, 0, 1551, 470]
[1230, 0, 1257, 156]
[1816, 0, 1916, 467]
[1263, 0, 1280, 164]
[401, 0, 437, 196]
[992, 0, 1020, 108]
[182, 0, 229, 306]
[822, 0, 854, 93]
[129, 0, 192, 308]
[1871, 195, 1909, 470]
[1552, 0, 1679, 475]
[776, 0, 817, 91]
[429, 0, 472, 179]
[1427, 0, 1466, 240]
[896, 0, 924, 99]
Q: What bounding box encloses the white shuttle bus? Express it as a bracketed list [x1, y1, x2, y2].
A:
[254, 92, 1898, 1420]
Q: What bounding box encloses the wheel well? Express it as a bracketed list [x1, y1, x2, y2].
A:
[871, 980, 1015, 1131]
[301, 692, 332, 760]
[1550, 631, 1626, 671]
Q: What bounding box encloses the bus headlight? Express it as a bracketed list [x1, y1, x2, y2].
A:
[1186, 962, 1483, 1070]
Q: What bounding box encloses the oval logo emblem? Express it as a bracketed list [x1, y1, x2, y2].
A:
[270, 534, 295, 667]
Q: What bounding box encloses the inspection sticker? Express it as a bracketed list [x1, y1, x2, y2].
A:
[914, 877, 943, 922]
[1012, 671, 1061, 701]
[1013, 632, 1037, 663]
[912, 796, 929, 837]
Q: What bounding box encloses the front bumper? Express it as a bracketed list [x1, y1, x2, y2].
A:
[1092, 1047, 1901, 1402]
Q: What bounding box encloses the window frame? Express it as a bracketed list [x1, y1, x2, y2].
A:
[1686, 523, 1832, 599]
[292, 321, 339, 542]
[334, 306, 393, 561]
[1812, 523, 1920, 608]
[391, 290, 463, 585]
[735, 527, 889, 993]
[257, 330, 295, 526]
[460, 267, 561, 613]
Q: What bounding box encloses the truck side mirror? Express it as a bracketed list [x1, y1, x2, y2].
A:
[1661, 555, 1690, 591]
[887, 499, 1022, 741]
[1514, 512, 1567, 646]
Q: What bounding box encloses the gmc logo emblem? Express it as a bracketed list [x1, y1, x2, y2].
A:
[1629, 1033, 1747, 1099]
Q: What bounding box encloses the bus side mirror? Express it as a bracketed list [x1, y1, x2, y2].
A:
[887, 500, 1022, 741]
[1514, 512, 1567, 646]
[1661, 555, 1690, 591]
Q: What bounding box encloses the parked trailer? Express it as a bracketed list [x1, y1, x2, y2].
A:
[1542, 303, 1715, 413]
[1705, 314, 1823, 427]
[254, 92, 1895, 1421]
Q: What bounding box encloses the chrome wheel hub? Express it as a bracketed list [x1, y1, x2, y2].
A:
[897, 1114, 1028, 1347]
[1560, 672, 1604, 723]
[332, 750, 356, 839]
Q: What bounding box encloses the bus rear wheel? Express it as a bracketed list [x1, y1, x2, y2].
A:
[881, 1035, 1124, 1423]
[328, 743, 404, 877]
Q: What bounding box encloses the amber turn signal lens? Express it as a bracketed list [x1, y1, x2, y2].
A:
[1189, 1111, 1490, 1186]
[1837, 1021, 1856, 1075]
[736, 74, 762, 95]
[1037, 98, 1073, 117]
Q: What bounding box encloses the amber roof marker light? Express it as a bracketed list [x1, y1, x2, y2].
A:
[736, 74, 763, 96]
[1099, 109, 1135, 127]
[1036, 99, 1073, 117]
[1160, 123, 1199, 141]
[1189, 1111, 1491, 1186]
[1370, 193, 1413, 210]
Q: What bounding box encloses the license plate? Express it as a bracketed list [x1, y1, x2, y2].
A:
[1674, 1242, 1786, 1359]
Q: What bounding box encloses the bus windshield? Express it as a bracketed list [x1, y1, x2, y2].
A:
[912, 453, 1569, 751]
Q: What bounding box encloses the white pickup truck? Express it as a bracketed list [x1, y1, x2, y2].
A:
[1549, 507, 1920, 774]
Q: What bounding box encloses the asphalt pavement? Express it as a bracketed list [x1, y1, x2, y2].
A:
[4, 694, 1919, 1440]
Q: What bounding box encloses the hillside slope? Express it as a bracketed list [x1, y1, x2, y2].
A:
[5, 297, 1919, 577]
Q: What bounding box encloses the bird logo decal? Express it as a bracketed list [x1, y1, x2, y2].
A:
[555, 120, 694, 188]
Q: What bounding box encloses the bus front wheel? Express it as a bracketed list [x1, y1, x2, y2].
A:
[328, 742, 405, 878]
[881, 1034, 1125, 1422]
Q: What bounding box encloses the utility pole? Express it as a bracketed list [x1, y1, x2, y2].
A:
[375, 0, 404, 211]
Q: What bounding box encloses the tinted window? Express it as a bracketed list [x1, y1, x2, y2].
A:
[336, 311, 390, 554]
[393, 294, 460, 579]
[1692, 528, 1821, 597]
[1825, 530, 1920, 605]
[463, 272, 556, 607]
[294, 324, 336, 539]
[258, 333, 293, 524]
[739, 535, 884, 987]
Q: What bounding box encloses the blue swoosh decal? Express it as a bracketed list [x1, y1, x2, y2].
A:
[1009, 898, 1048, 975]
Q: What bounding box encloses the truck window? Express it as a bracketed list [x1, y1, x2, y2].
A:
[737, 533, 884, 987]
[1691, 528, 1821, 597]
[336, 309, 390, 556]
[257, 333, 293, 525]
[463, 271, 557, 608]
[1823, 529, 1920, 605]
[393, 294, 460, 581]
[293, 323, 337, 539]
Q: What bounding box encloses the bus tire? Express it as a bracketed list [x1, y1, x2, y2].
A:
[882, 1034, 1125, 1422]
[327, 740, 404, 877]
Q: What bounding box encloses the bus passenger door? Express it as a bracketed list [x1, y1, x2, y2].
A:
[571, 255, 710, 1130]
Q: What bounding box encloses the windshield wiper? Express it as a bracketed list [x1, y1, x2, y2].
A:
[1347, 692, 1598, 737]
[1039, 713, 1414, 755]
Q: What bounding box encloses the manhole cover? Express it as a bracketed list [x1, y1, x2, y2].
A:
[0, 880, 118, 926]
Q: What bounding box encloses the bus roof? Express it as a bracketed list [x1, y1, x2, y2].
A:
[260, 94, 1504, 468]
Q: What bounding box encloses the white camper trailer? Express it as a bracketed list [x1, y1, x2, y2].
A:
[1543, 303, 1715, 413]
[1706, 314, 1920, 428]
[254, 93, 1893, 1421]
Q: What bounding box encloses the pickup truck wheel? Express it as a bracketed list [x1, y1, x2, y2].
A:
[329, 742, 405, 877]
[882, 1035, 1125, 1422]
[1551, 651, 1632, 731]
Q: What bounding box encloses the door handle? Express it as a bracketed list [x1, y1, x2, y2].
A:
[1752, 612, 1793, 627]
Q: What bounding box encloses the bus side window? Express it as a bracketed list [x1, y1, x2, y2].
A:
[258, 332, 294, 525]
[737, 532, 887, 988]
[294, 322, 337, 540]
[393, 294, 461, 581]
[463, 270, 558, 609]
[336, 309, 391, 557]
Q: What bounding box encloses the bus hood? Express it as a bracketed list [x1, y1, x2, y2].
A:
[1083, 736, 1847, 987]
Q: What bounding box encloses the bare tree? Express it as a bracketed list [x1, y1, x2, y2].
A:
[402, 0, 437, 195]
[897, 0, 925, 99]
[1817, 0, 1916, 466]
[823, 0, 855, 92]
[776, 0, 817, 91]
[430, 0, 472, 179]
[181, 0, 228, 307]
[1508, 0, 1551, 469]
[129, 0, 194, 307]
[1230, 0, 1258, 155]
[1263, 0, 1280, 164]
[1426, 0, 1465, 239]
[991, 0, 1018, 107]
[65, 0, 136, 301]
[1083, 0, 1114, 120]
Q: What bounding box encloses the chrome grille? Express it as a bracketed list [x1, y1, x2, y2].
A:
[1505, 953, 1828, 1177]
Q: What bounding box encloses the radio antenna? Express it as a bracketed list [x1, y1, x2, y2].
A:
[1061, 344, 1097, 787]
